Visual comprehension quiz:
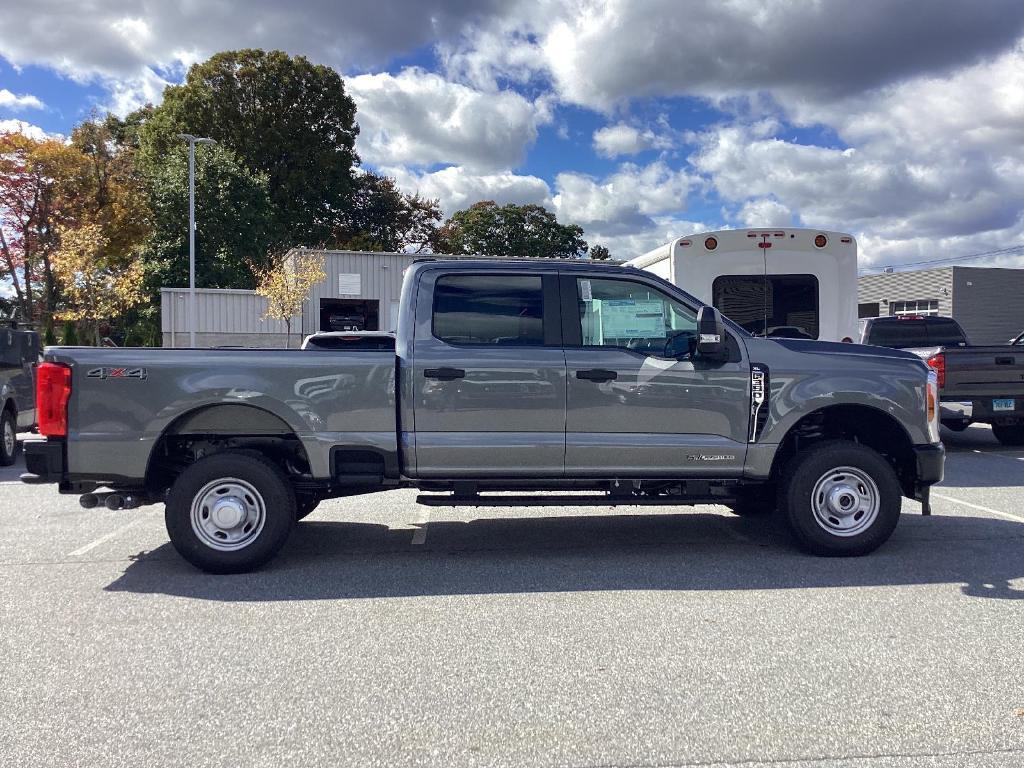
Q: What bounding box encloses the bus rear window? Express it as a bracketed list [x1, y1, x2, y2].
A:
[712, 274, 819, 340]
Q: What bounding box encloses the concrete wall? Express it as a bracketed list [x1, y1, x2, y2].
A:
[952, 267, 1024, 345]
[857, 268, 954, 318]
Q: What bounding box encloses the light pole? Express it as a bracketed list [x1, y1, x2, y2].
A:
[177, 134, 216, 347]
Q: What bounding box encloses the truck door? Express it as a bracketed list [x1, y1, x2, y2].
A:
[410, 270, 566, 478]
[562, 273, 749, 476]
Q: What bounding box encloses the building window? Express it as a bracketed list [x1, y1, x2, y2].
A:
[889, 299, 939, 317]
[858, 302, 880, 319]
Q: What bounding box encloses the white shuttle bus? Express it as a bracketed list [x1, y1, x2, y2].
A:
[625, 228, 858, 342]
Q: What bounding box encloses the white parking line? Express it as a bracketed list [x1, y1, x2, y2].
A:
[68, 518, 147, 557]
[932, 492, 1024, 523]
[410, 509, 431, 545]
[970, 449, 1024, 464]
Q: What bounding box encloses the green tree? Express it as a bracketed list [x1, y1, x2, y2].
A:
[434, 201, 588, 259]
[589, 244, 611, 261]
[141, 49, 359, 246]
[337, 173, 441, 253]
[144, 143, 278, 292]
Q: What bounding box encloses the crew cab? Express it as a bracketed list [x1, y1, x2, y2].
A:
[23, 260, 944, 573]
[861, 315, 1024, 444]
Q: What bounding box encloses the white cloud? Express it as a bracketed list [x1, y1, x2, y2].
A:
[103, 67, 172, 117]
[349, 68, 541, 171]
[0, 89, 44, 111]
[554, 161, 695, 234]
[383, 165, 553, 216]
[0, 119, 52, 140]
[592, 123, 672, 158]
[738, 199, 793, 228]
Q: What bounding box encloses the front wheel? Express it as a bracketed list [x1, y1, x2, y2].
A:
[165, 452, 296, 573]
[778, 440, 901, 556]
[992, 424, 1024, 446]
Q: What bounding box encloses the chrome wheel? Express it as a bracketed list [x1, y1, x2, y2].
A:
[190, 477, 266, 552]
[3, 418, 14, 457]
[810, 466, 880, 537]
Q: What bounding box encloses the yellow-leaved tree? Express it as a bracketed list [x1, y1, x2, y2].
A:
[252, 250, 326, 348]
[51, 223, 146, 345]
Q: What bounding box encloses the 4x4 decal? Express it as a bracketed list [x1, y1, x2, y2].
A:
[87, 367, 148, 381]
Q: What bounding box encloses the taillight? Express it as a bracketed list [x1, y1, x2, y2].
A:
[926, 352, 945, 389]
[37, 362, 71, 437]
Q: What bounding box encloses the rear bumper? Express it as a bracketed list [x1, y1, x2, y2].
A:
[20, 439, 65, 484]
[939, 401, 972, 422]
[914, 443, 945, 487]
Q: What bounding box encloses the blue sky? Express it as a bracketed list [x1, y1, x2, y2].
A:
[3, 0, 1024, 268]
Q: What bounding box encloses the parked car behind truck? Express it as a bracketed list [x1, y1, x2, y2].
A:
[23, 260, 944, 573]
[0, 325, 40, 465]
[860, 315, 1024, 444]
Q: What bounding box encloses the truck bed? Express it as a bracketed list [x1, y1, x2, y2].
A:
[46, 346, 397, 482]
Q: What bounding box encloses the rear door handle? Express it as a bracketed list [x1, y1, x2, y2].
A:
[575, 368, 618, 383]
[424, 367, 465, 381]
[995, 356, 1015, 365]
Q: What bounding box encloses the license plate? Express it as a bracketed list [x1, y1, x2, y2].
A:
[993, 398, 1015, 411]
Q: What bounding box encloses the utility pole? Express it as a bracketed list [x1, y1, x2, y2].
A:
[177, 134, 216, 347]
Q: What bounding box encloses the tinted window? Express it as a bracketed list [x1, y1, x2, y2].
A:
[712, 274, 819, 340]
[433, 275, 544, 346]
[866, 320, 929, 348]
[926, 318, 968, 346]
[576, 277, 697, 357]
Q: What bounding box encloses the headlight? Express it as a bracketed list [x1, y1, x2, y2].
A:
[926, 370, 940, 443]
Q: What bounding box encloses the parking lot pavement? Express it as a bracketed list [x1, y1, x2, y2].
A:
[1, 426, 1023, 768]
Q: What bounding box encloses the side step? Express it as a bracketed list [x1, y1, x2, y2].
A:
[416, 494, 734, 508]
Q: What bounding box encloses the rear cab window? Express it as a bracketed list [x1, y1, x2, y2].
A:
[432, 274, 546, 346]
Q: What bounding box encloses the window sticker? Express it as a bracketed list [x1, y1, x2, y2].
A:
[580, 279, 593, 301]
[599, 299, 666, 338]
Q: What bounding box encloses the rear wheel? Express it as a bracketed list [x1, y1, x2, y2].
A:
[778, 440, 901, 556]
[165, 452, 296, 573]
[0, 409, 17, 466]
[992, 424, 1024, 446]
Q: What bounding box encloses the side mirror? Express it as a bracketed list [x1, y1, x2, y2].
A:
[696, 306, 728, 362]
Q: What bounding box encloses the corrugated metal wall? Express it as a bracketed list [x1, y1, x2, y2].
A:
[161, 288, 293, 334]
[857, 268, 954, 317]
[299, 250, 419, 334]
[952, 267, 1024, 344]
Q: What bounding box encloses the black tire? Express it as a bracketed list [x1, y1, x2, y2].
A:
[992, 424, 1024, 446]
[295, 496, 320, 521]
[777, 440, 901, 556]
[0, 408, 18, 466]
[726, 487, 775, 517]
[165, 452, 296, 574]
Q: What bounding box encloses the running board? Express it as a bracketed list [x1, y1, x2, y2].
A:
[415, 494, 734, 508]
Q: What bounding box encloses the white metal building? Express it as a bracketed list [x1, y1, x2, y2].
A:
[161, 250, 499, 348]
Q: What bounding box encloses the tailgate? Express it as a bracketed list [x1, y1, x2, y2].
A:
[942, 347, 1024, 397]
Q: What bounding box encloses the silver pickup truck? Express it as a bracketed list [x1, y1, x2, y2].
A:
[23, 259, 944, 573]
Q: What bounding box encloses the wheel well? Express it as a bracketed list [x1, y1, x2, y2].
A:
[2, 398, 14, 417]
[771, 405, 918, 497]
[145, 405, 312, 494]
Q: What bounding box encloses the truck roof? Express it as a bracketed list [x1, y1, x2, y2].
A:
[410, 258, 641, 275]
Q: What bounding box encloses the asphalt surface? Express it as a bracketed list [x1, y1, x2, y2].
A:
[1, 425, 1022, 768]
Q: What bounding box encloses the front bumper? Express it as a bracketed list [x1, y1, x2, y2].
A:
[21, 439, 65, 484]
[914, 442, 945, 487]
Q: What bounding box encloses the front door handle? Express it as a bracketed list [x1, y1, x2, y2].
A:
[576, 368, 618, 383]
[424, 367, 466, 381]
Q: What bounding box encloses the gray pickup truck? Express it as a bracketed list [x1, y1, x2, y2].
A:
[861, 315, 1024, 444]
[23, 260, 944, 573]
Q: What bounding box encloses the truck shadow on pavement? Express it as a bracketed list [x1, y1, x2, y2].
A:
[105, 509, 1024, 602]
